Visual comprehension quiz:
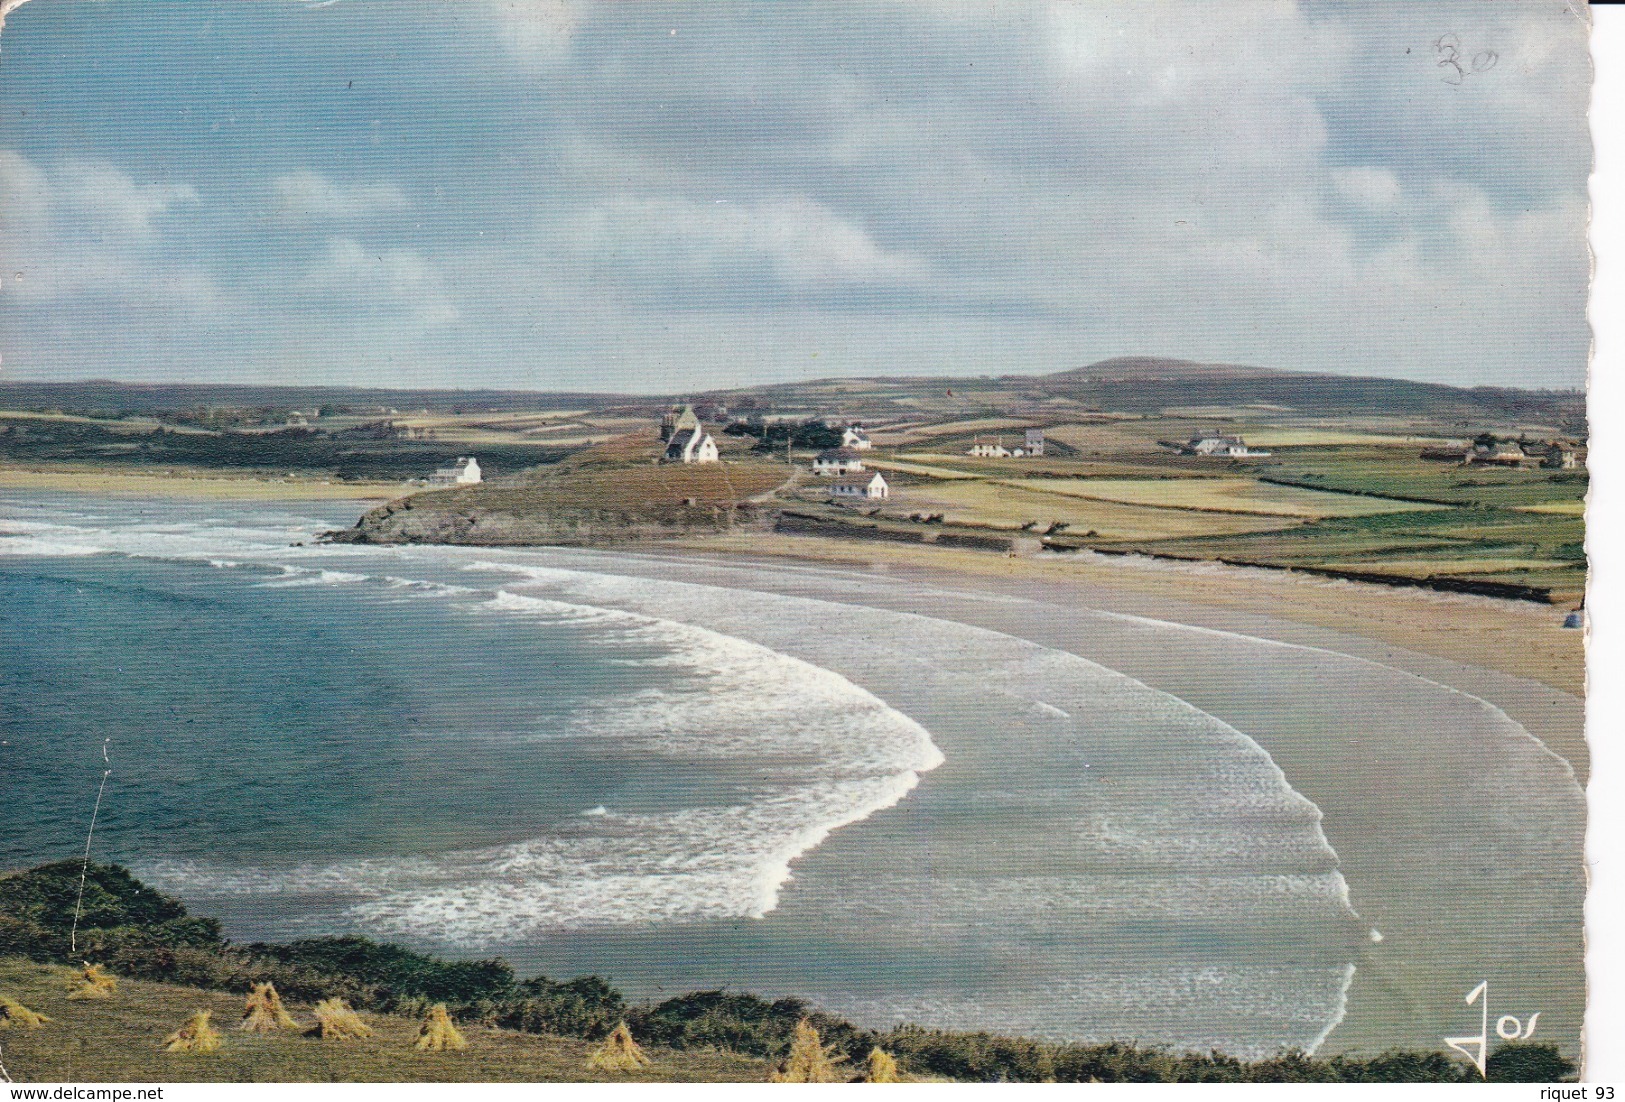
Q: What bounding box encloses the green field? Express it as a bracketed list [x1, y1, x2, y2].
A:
[1257, 446, 1588, 508]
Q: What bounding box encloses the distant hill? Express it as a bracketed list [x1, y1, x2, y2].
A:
[0, 379, 636, 416]
[0, 358, 1586, 436]
[1048, 356, 1286, 381]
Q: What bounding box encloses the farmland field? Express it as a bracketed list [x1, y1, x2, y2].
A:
[1257, 446, 1587, 509]
[890, 479, 1298, 540]
[1002, 477, 1442, 518]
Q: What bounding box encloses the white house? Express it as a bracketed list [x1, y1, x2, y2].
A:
[1184, 435, 1270, 458]
[829, 470, 889, 500]
[429, 456, 482, 486]
[664, 427, 719, 464]
[842, 426, 873, 450]
[967, 440, 1010, 458]
[812, 447, 865, 475]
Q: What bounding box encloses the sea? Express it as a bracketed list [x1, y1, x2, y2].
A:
[2, 492, 1378, 1056]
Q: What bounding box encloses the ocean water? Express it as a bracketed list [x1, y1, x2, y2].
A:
[1, 493, 1377, 1056]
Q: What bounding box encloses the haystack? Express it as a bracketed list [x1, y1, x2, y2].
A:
[310, 998, 373, 1040]
[0, 996, 52, 1030]
[239, 982, 299, 1033]
[66, 963, 118, 1001]
[770, 1018, 845, 1083]
[859, 1047, 903, 1083]
[161, 1009, 222, 1054]
[586, 1021, 651, 1072]
[413, 1003, 468, 1052]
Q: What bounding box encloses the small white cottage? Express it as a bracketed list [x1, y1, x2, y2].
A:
[429, 456, 482, 486]
[829, 470, 889, 500]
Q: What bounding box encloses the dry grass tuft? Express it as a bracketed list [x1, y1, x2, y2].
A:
[586, 1021, 651, 1072]
[413, 1003, 467, 1052]
[161, 1010, 222, 1054]
[770, 1019, 845, 1083]
[239, 982, 299, 1033]
[859, 1046, 903, 1083]
[65, 963, 118, 1001]
[0, 995, 52, 1029]
[310, 998, 374, 1040]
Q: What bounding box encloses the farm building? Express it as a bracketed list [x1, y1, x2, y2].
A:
[812, 447, 866, 475]
[664, 427, 719, 464]
[829, 471, 889, 500]
[967, 440, 1010, 458]
[429, 457, 482, 486]
[1542, 444, 1580, 470]
[1024, 428, 1046, 457]
[842, 426, 873, 450]
[1468, 440, 1526, 467]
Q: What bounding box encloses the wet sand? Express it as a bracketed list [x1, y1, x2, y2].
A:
[522, 539, 1586, 1058]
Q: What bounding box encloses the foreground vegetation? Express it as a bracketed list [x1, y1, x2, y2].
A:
[0, 960, 764, 1083]
[0, 862, 1574, 1083]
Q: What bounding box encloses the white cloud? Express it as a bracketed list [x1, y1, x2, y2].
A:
[272, 170, 409, 221]
[490, 0, 583, 71]
[56, 159, 197, 238]
[0, 149, 216, 309]
[298, 236, 460, 330]
[1333, 167, 1404, 212]
[579, 194, 927, 288]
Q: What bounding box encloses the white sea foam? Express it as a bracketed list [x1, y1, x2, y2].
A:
[0, 536, 106, 556]
[10, 499, 1366, 1053]
[88, 513, 947, 944]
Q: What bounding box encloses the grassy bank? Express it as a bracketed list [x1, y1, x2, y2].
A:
[0, 861, 1574, 1083]
[0, 960, 765, 1083]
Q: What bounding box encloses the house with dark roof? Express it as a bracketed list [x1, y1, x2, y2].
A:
[663, 426, 718, 464]
[812, 447, 865, 476]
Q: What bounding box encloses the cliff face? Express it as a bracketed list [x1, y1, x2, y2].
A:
[331, 495, 771, 546]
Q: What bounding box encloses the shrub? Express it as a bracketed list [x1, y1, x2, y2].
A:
[247, 935, 515, 1004]
[1486, 1043, 1577, 1083]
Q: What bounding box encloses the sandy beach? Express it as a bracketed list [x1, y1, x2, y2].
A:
[0, 464, 408, 501]
[524, 535, 1586, 1058]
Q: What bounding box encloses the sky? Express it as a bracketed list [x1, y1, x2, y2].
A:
[0, 0, 1595, 393]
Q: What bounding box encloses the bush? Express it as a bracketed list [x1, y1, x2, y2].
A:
[0, 860, 191, 934]
[1487, 1043, 1577, 1083]
[247, 935, 516, 1005]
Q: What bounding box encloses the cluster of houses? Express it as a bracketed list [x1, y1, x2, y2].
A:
[811, 441, 889, 500]
[658, 403, 889, 499]
[1420, 438, 1580, 469]
[966, 429, 1046, 459]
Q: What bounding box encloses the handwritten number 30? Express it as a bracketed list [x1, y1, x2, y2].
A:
[1435, 34, 1499, 85]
